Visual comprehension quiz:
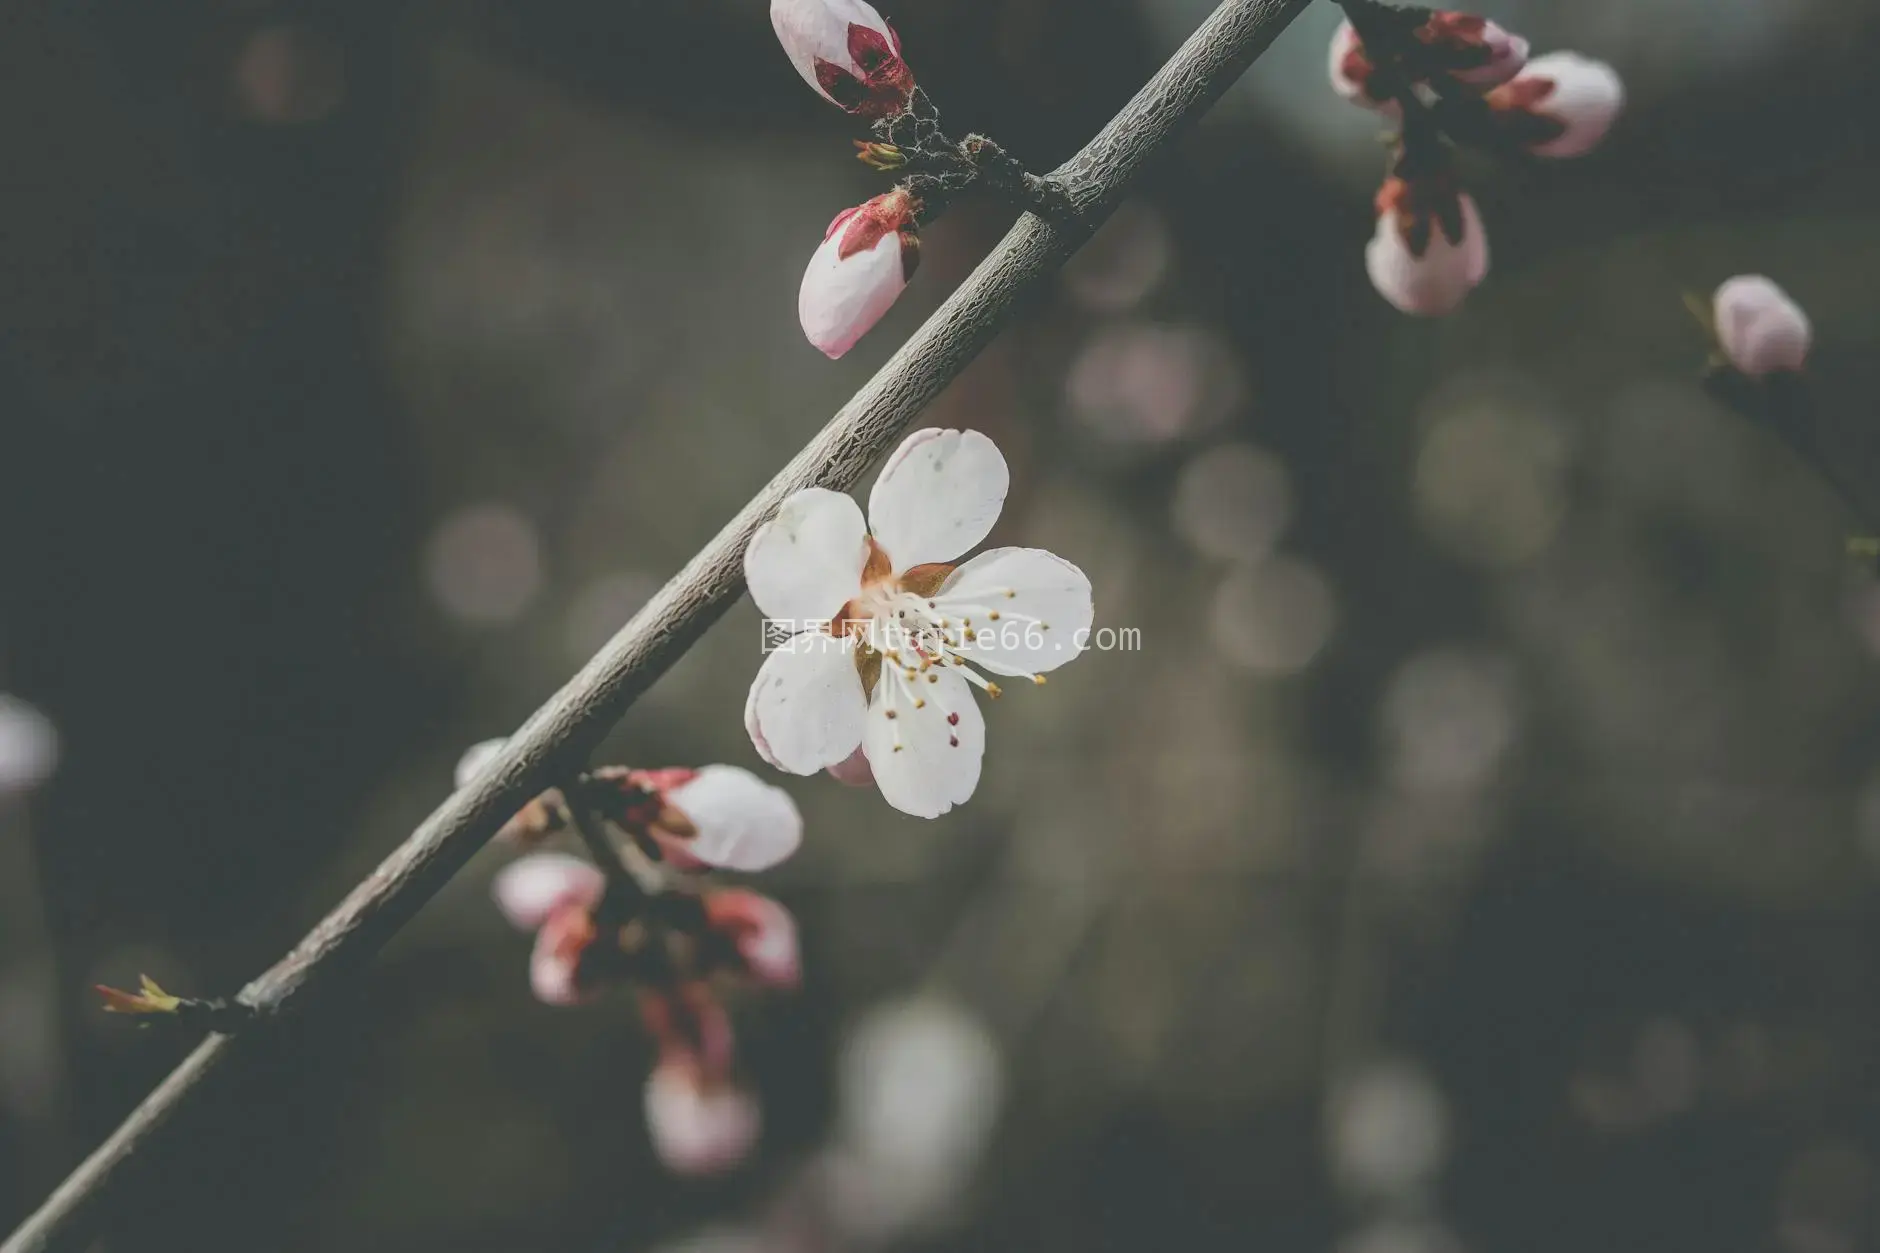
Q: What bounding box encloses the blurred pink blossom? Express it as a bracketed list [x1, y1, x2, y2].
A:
[492, 854, 606, 1006]
[1713, 275, 1812, 378]
[645, 1063, 761, 1176]
[1487, 52, 1625, 158]
[704, 890, 802, 990]
[1365, 176, 1488, 317]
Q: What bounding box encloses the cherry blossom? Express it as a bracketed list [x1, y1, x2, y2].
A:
[1365, 174, 1489, 317]
[744, 428, 1094, 818]
[492, 854, 606, 1006]
[1486, 52, 1625, 158]
[771, 0, 913, 118]
[1713, 276, 1812, 378]
[800, 190, 921, 360]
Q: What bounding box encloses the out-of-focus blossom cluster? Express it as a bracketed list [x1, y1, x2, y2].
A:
[1329, 9, 1623, 316]
[464, 742, 803, 1176]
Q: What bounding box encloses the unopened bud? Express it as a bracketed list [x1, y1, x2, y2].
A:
[1486, 52, 1624, 158]
[1416, 12, 1529, 87]
[772, 0, 913, 119]
[1365, 174, 1490, 317]
[1713, 275, 1812, 378]
[799, 190, 921, 360]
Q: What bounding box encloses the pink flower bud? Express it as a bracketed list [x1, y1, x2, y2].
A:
[662, 765, 804, 872]
[1713, 276, 1812, 378]
[799, 191, 921, 360]
[529, 905, 600, 1006]
[1486, 52, 1624, 157]
[1417, 12, 1529, 87]
[704, 890, 802, 990]
[492, 853, 605, 930]
[493, 855, 608, 1005]
[1365, 176, 1489, 317]
[1328, 21, 1397, 113]
[771, 0, 913, 118]
[645, 1063, 761, 1176]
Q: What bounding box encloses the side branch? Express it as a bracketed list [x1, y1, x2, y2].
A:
[1, 2, 1312, 1249]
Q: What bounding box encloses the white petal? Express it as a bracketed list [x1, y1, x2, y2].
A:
[665, 765, 804, 872]
[1365, 194, 1489, 317]
[744, 680, 783, 769]
[862, 667, 984, 819]
[745, 487, 868, 624]
[799, 225, 910, 359]
[492, 853, 605, 930]
[645, 1066, 762, 1176]
[748, 631, 869, 775]
[1714, 275, 1812, 378]
[935, 547, 1095, 677]
[771, 0, 894, 99]
[826, 744, 874, 787]
[453, 736, 506, 789]
[867, 428, 1010, 571]
[1522, 53, 1624, 158]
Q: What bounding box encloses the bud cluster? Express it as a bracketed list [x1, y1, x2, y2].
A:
[1330, 4, 1624, 316]
[772, 0, 1072, 359]
[471, 745, 805, 1176]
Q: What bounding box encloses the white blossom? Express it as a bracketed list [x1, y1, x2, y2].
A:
[743, 428, 1093, 818]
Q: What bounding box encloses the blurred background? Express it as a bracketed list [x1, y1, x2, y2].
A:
[3, 0, 1879, 1249]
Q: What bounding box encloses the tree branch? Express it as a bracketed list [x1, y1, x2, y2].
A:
[1, 2, 1313, 1248]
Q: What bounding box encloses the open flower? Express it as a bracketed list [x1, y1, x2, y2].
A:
[704, 889, 802, 990]
[1713, 276, 1812, 378]
[744, 428, 1094, 818]
[590, 764, 803, 872]
[800, 190, 921, 360]
[645, 1063, 762, 1176]
[771, 0, 913, 118]
[1414, 11, 1528, 87]
[493, 854, 606, 1005]
[1486, 52, 1624, 157]
[1365, 174, 1489, 317]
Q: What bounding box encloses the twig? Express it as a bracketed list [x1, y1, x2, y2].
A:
[0, 2, 1313, 1249]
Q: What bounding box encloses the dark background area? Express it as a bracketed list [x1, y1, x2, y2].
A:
[2, 1, 1878, 1250]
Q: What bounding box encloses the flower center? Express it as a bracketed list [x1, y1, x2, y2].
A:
[838, 552, 1054, 756]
